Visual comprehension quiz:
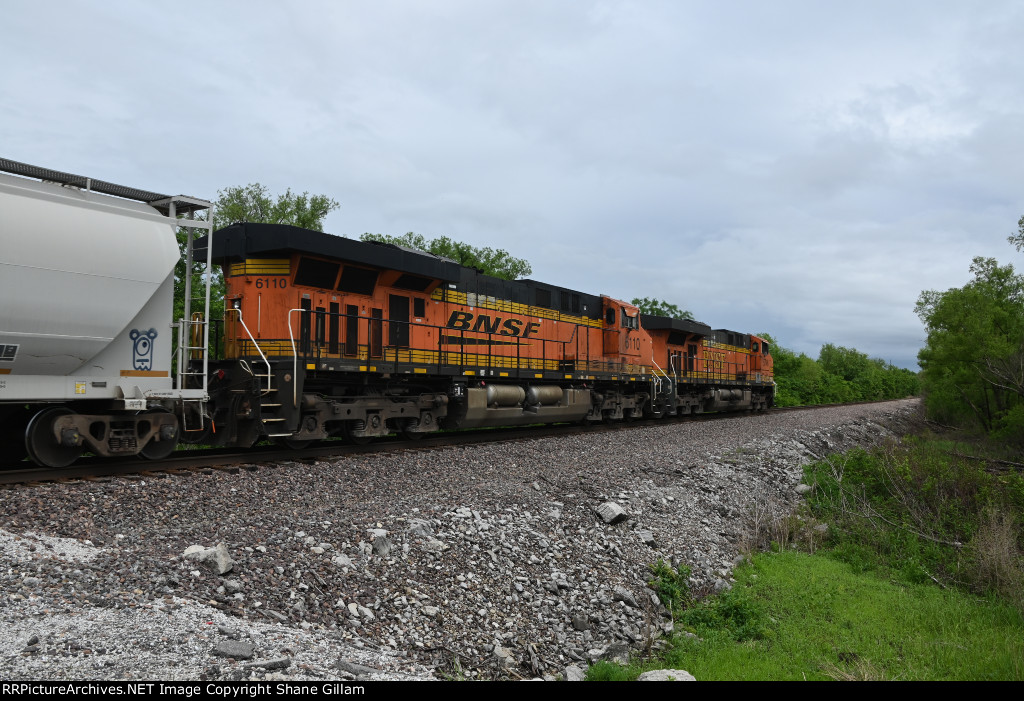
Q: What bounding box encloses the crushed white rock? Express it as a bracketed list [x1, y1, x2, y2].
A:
[0, 399, 918, 680]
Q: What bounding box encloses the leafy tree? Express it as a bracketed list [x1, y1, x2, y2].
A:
[1009, 215, 1024, 253]
[630, 297, 695, 320]
[215, 183, 339, 230]
[359, 232, 531, 280]
[819, 344, 870, 383]
[916, 256, 1024, 439]
[763, 338, 823, 406]
[173, 184, 340, 360]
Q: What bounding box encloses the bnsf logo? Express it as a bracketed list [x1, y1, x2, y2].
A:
[446, 311, 542, 337]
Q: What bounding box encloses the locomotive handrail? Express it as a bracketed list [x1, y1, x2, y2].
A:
[225, 308, 273, 396]
[286, 308, 305, 409]
[246, 305, 767, 392]
[650, 358, 672, 396]
[278, 306, 696, 384]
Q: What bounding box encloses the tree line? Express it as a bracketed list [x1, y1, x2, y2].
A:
[759, 336, 919, 406]
[915, 222, 1024, 446]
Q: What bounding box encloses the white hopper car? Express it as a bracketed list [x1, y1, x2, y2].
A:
[0, 159, 212, 467]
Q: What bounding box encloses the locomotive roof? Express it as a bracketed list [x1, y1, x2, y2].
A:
[202, 224, 753, 336]
[640, 314, 712, 335]
[201, 223, 464, 281]
[200, 223, 606, 320]
[711, 329, 752, 348]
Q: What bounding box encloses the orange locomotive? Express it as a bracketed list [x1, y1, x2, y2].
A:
[197, 223, 774, 447]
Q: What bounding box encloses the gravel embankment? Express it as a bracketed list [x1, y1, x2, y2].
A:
[0, 398, 919, 681]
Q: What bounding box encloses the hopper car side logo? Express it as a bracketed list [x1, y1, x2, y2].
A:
[130, 328, 158, 370]
[445, 311, 542, 338]
[0, 344, 17, 362]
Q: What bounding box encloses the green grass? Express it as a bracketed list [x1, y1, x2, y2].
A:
[591, 429, 1024, 680]
[589, 551, 1024, 681]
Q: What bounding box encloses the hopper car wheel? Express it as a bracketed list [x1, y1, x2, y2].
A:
[0, 435, 28, 464]
[0, 409, 31, 464]
[25, 407, 82, 468]
[139, 408, 179, 460]
[341, 421, 372, 446]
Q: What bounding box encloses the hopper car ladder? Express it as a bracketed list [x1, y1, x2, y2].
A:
[154, 196, 215, 434]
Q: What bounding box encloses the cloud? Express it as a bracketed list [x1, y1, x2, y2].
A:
[3, 0, 1023, 372]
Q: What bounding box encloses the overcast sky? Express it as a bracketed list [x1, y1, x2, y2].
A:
[4, 1, 1023, 369]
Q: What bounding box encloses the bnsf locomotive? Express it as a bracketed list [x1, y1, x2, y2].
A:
[0, 159, 774, 468]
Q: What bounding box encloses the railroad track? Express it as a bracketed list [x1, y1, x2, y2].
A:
[0, 400, 907, 486]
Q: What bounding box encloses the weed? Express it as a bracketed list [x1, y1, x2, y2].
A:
[803, 436, 1024, 597]
[586, 660, 634, 681]
[638, 552, 1022, 680]
[680, 585, 769, 642]
[969, 506, 1024, 610]
[648, 559, 692, 616]
[819, 657, 888, 681]
[592, 431, 1024, 681]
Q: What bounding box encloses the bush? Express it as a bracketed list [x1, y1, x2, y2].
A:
[804, 437, 1024, 604]
[679, 587, 768, 642]
[969, 507, 1024, 610]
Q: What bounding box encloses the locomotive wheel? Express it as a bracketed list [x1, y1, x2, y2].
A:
[139, 409, 179, 460]
[25, 407, 82, 468]
[341, 421, 372, 446]
[275, 437, 312, 450]
[398, 418, 424, 441]
[400, 427, 424, 441]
